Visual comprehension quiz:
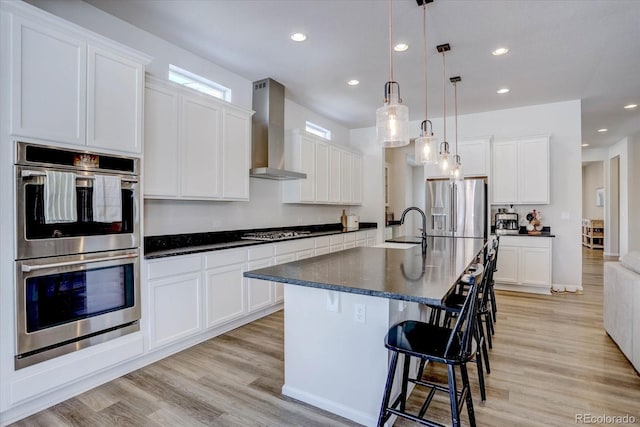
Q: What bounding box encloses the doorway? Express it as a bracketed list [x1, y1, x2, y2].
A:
[581, 160, 605, 257]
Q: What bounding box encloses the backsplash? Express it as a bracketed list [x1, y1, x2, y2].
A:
[490, 205, 547, 227]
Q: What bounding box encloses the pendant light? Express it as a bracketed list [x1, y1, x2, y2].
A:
[436, 43, 451, 171]
[376, 0, 409, 147]
[415, 0, 438, 164]
[450, 76, 463, 181]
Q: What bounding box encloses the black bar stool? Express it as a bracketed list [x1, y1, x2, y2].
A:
[377, 275, 482, 427]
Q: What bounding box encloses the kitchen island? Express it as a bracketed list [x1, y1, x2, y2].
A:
[244, 236, 485, 426]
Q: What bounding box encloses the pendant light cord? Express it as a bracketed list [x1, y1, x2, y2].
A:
[388, 0, 394, 98]
[454, 81, 458, 156]
[423, 3, 428, 123]
[442, 50, 446, 144]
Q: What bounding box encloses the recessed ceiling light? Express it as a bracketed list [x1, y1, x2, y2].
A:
[581, 143, 590, 147]
[597, 128, 608, 133]
[497, 88, 510, 94]
[394, 43, 409, 52]
[492, 47, 509, 56]
[624, 103, 638, 109]
[347, 79, 360, 86]
[290, 32, 307, 42]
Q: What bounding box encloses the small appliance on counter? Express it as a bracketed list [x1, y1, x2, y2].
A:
[526, 209, 544, 235]
[495, 211, 519, 235]
[346, 215, 359, 231]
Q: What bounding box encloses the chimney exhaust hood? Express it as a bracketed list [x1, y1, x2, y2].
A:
[250, 78, 306, 180]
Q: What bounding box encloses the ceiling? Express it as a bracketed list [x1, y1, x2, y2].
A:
[83, 0, 640, 148]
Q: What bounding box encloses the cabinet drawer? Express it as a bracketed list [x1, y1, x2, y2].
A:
[315, 235, 331, 248]
[343, 233, 355, 243]
[275, 239, 314, 255]
[147, 255, 201, 280]
[205, 249, 247, 269]
[330, 234, 344, 245]
[354, 231, 367, 241]
[499, 236, 551, 249]
[248, 244, 275, 261]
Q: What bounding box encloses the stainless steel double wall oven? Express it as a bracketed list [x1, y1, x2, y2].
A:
[14, 142, 141, 369]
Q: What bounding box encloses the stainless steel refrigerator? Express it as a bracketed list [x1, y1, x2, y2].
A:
[425, 177, 487, 239]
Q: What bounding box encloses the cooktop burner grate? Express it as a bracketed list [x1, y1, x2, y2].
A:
[241, 230, 312, 241]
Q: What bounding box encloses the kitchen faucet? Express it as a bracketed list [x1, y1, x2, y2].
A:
[400, 207, 427, 254]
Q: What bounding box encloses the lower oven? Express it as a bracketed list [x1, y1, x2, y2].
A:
[15, 249, 140, 369]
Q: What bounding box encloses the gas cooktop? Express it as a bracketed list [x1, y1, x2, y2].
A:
[241, 230, 312, 241]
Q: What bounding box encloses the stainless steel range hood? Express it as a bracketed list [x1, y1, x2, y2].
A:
[250, 78, 306, 180]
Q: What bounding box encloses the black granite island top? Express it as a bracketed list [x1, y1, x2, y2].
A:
[244, 236, 486, 306]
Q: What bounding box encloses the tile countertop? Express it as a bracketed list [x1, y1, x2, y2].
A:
[244, 236, 486, 306]
[144, 222, 377, 259]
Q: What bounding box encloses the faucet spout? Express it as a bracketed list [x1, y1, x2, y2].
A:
[400, 207, 427, 254]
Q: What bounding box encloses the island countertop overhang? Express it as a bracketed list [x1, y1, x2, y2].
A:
[244, 236, 486, 306]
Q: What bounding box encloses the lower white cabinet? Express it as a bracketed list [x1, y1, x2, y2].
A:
[494, 236, 552, 294]
[148, 271, 202, 349]
[247, 258, 273, 312]
[204, 249, 247, 327]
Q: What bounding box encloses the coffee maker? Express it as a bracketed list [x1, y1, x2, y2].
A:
[495, 212, 519, 235]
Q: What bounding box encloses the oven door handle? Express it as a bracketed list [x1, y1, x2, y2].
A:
[21, 169, 138, 183]
[21, 254, 136, 272]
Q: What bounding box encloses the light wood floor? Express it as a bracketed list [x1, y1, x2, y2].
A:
[12, 247, 640, 426]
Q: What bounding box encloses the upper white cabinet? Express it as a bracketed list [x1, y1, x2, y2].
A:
[425, 137, 491, 179]
[144, 77, 253, 201]
[86, 47, 144, 153]
[7, 4, 148, 153]
[283, 129, 363, 205]
[491, 135, 550, 204]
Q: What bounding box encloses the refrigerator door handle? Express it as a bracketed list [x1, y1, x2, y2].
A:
[452, 182, 458, 233]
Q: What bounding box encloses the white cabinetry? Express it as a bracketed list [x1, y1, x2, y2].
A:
[425, 138, 490, 179]
[8, 8, 147, 153]
[146, 255, 203, 349]
[144, 77, 253, 201]
[494, 236, 552, 294]
[283, 129, 362, 205]
[204, 250, 247, 327]
[491, 135, 550, 204]
[247, 245, 275, 312]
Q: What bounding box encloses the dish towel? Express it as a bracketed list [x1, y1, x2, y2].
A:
[44, 171, 77, 224]
[93, 175, 122, 223]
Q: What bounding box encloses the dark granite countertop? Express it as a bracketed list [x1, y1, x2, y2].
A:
[491, 225, 555, 238]
[385, 235, 423, 244]
[145, 222, 377, 259]
[244, 236, 486, 306]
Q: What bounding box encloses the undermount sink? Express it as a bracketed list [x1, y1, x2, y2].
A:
[374, 242, 418, 249]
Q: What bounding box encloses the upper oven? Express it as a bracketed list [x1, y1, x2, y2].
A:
[15, 142, 140, 260]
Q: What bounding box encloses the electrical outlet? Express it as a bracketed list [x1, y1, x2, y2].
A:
[354, 303, 366, 323]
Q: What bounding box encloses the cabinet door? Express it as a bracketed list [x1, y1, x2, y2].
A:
[494, 245, 519, 284]
[520, 247, 551, 286]
[205, 263, 246, 327]
[329, 146, 342, 203]
[247, 259, 273, 312]
[315, 141, 329, 203]
[222, 108, 251, 200]
[181, 96, 221, 198]
[351, 153, 363, 204]
[518, 137, 550, 204]
[148, 272, 202, 349]
[144, 83, 179, 197]
[340, 151, 353, 204]
[299, 134, 316, 202]
[458, 139, 489, 177]
[491, 141, 518, 204]
[87, 46, 144, 153]
[11, 16, 86, 144]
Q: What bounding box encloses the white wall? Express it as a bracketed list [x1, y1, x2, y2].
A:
[606, 138, 629, 256]
[582, 162, 604, 220]
[627, 132, 640, 253]
[25, 0, 364, 236]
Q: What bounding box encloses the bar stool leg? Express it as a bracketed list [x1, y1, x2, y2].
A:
[400, 354, 411, 412]
[377, 351, 399, 427]
[447, 365, 460, 427]
[460, 363, 477, 427]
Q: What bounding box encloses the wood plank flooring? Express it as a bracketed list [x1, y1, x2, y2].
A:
[12, 247, 640, 426]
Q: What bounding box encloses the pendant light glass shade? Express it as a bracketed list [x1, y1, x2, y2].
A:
[450, 76, 463, 181]
[439, 141, 450, 171]
[377, 89, 410, 147]
[377, 0, 409, 148]
[415, 120, 437, 164]
[451, 154, 463, 181]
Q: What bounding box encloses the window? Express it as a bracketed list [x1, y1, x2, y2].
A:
[305, 121, 331, 140]
[168, 64, 231, 101]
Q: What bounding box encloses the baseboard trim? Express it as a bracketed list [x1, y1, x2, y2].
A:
[551, 283, 583, 293]
[494, 283, 551, 295]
